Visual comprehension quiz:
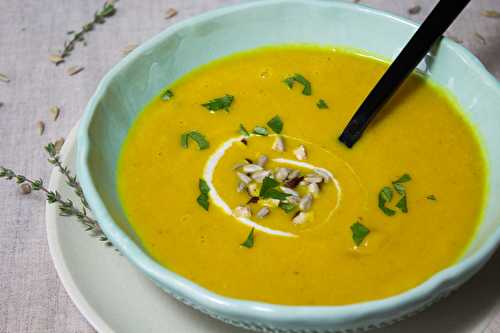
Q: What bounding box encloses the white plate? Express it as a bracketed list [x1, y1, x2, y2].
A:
[46, 124, 500, 333]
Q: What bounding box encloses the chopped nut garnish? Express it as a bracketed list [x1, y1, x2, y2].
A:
[274, 167, 290, 182]
[251, 170, 270, 183]
[256, 206, 270, 219]
[261, 198, 280, 208]
[272, 136, 285, 152]
[314, 169, 331, 183]
[292, 212, 309, 225]
[237, 172, 252, 184]
[233, 205, 252, 218]
[247, 183, 259, 197]
[287, 195, 301, 205]
[280, 186, 299, 197]
[256, 155, 268, 167]
[304, 174, 323, 184]
[294, 145, 307, 160]
[308, 183, 320, 197]
[236, 182, 246, 193]
[299, 194, 313, 211]
[242, 164, 263, 173]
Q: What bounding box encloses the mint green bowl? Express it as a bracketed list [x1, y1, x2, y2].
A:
[77, 1, 500, 331]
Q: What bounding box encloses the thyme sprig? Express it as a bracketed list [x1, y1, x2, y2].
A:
[45, 142, 89, 209]
[0, 156, 111, 246]
[55, 1, 117, 62]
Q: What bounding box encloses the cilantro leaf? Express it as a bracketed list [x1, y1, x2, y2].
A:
[279, 202, 296, 213]
[351, 221, 370, 246]
[197, 193, 209, 211]
[283, 73, 312, 96]
[262, 189, 290, 201]
[252, 126, 268, 136]
[259, 176, 280, 197]
[239, 124, 250, 137]
[199, 178, 210, 195]
[378, 186, 396, 216]
[201, 94, 234, 112]
[241, 228, 255, 248]
[161, 89, 174, 101]
[316, 99, 328, 109]
[396, 195, 408, 213]
[266, 115, 283, 134]
[181, 131, 209, 150]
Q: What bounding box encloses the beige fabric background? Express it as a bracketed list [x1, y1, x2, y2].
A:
[0, 0, 499, 332]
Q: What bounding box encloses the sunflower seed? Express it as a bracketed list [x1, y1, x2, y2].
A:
[256, 155, 268, 167]
[54, 138, 65, 153]
[36, 121, 45, 135]
[274, 167, 290, 182]
[67, 66, 84, 76]
[304, 174, 323, 184]
[237, 172, 252, 184]
[242, 164, 263, 173]
[247, 182, 259, 197]
[314, 169, 331, 183]
[49, 54, 64, 65]
[0, 73, 10, 83]
[50, 106, 60, 121]
[236, 182, 246, 193]
[272, 136, 285, 152]
[308, 183, 320, 196]
[261, 198, 280, 208]
[251, 170, 271, 183]
[292, 212, 309, 225]
[122, 43, 138, 56]
[256, 206, 270, 219]
[165, 8, 178, 19]
[299, 194, 313, 211]
[280, 186, 299, 197]
[287, 169, 301, 180]
[481, 10, 500, 18]
[233, 205, 252, 218]
[294, 145, 307, 160]
[287, 195, 301, 205]
[233, 162, 247, 170]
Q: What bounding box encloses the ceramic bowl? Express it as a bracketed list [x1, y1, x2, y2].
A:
[77, 1, 500, 332]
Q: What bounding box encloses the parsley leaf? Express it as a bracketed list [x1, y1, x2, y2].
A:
[283, 73, 312, 96]
[161, 89, 174, 101]
[351, 221, 370, 246]
[262, 189, 290, 201]
[241, 228, 255, 248]
[259, 176, 280, 196]
[201, 94, 234, 112]
[316, 99, 328, 109]
[279, 202, 296, 213]
[199, 178, 210, 195]
[393, 173, 412, 184]
[266, 115, 283, 134]
[181, 131, 209, 150]
[427, 194, 437, 201]
[197, 193, 209, 211]
[378, 186, 396, 216]
[252, 126, 268, 136]
[396, 195, 408, 213]
[239, 124, 250, 137]
[392, 173, 411, 195]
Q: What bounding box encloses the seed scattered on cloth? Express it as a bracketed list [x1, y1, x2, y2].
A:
[474, 32, 487, 45]
[122, 44, 138, 56]
[36, 121, 45, 135]
[67, 66, 84, 76]
[481, 10, 500, 18]
[49, 54, 64, 65]
[165, 8, 178, 19]
[408, 5, 421, 15]
[50, 106, 60, 121]
[0, 73, 10, 83]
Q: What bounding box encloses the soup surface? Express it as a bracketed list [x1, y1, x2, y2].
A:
[117, 46, 486, 305]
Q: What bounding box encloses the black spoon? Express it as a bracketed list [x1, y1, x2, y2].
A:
[339, 0, 472, 148]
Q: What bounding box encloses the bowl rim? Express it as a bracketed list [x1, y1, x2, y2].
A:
[77, 0, 500, 324]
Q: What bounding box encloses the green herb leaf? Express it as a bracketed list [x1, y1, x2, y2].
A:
[283, 73, 312, 96]
[426, 194, 437, 201]
[201, 94, 234, 112]
[252, 126, 268, 136]
[239, 124, 250, 137]
[316, 99, 328, 109]
[262, 188, 291, 201]
[259, 176, 280, 197]
[197, 193, 209, 211]
[279, 202, 296, 213]
[241, 228, 255, 248]
[396, 195, 408, 213]
[351, 222, 370, 246]
[180, 133, 189, 148]
[378, 186, 396, 216]
[161, 89, 174, 101]
[266, 115, 283, 134]
[393, 173, 412, 184]
[181, 131, 209, 150]
[199, 179, 210, 195]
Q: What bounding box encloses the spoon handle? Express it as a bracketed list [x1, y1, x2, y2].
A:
[339, 0, 472, 148]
